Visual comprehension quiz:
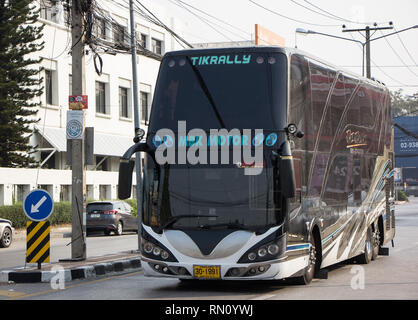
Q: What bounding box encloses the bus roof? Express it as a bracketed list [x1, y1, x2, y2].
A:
[163, 45, 389, 92]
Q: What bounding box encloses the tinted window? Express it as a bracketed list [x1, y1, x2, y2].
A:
[289, 54, 310, 151]
[87, 203, 113, 212]
[149, 52, 287, 132]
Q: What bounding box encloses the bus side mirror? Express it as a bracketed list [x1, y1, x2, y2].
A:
[279, 141, 296, 198]
[118, 159, 135, 200]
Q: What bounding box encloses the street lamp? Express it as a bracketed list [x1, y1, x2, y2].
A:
[296, 28, 366, 76]
[296, 24, 418, 79]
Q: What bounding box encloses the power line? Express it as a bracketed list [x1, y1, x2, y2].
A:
[248, 0, 341, 27]
[168, 0, 235, 41]
[379, 30, 418, 79]
[134, 0, 193, 47]
[290, 0, 346, 23]
[172, 0, 251, 39]
[340, 65, 418, 68]
[393, 26, 418, 68]
[302, 0, 390, 26]
[347, 32, 408, 86]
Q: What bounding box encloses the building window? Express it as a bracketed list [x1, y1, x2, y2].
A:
[40, 151, 56, 169]
[13, 185, 30, 203]
[95, 81, 107, 114]
[119, 87, 130, 118]
[60, 185, 71, 202]
[45, 69, 53, 105]
[94, 17, 107, 39]
[39, 0, 69, 25]
[137, 33, 147, 48]
[113, 23, 126, 45]
[96, 156, 109, 171]
[99, 185, 111, 200]
[140, 91, 149, 123]
[151, 38, 162, 55]
[45, 68, 58, 106]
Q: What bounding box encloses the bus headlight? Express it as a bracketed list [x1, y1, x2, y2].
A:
[141, 235, 178, 262]
[153, 247, 161, 256]
[257, 248, 267, 257]
[267, 244, 280, 255]
[161, 251, 169, 260]
[248, 252, 257, 261]
[144, 242, 154, 254]
[238, 233, 286, 263]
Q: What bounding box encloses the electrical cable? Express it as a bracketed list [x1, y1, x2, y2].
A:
[393, 26, 418, 69]
[168, 0, 234, 41]
[379, 30, 418, 78]
[248, 0, 341, 27]
[172, 0, 251, 39]
[302, 0, 390, 26]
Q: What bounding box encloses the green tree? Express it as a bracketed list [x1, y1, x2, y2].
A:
[0, 0, 44, 167]
[391, 89, 418, 118]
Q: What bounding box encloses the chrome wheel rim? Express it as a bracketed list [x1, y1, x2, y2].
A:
[3, 230, 11, 246]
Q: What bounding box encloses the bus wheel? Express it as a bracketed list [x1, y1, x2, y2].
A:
[357, 226, 373, 264]
[294, 233, 317, 285]
[371, 225, 380, 261]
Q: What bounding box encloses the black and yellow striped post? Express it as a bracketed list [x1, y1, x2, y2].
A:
[26, 221, 50, 268]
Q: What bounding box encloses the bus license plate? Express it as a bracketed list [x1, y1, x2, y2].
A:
[193, 265, 220, 279]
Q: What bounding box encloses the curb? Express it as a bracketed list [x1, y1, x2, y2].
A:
[0, 258, 141, 284]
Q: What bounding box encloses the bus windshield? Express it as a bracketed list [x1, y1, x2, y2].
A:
[143, 50, 287, 233]
[149, 52, 287, 132]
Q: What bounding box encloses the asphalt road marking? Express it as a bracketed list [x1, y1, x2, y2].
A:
[0, 289, 26, 298]
[7, 270, 143, 300]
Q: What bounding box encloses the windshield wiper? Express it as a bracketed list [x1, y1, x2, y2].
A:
[198, 221, 251, 231]
[186, 56, 226, 128]
[156, 214, 217, 233]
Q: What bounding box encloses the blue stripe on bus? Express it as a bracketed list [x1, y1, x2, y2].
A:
[286, 244, 310, 251]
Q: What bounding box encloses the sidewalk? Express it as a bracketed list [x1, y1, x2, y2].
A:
[3, 224, 141, 284]
[0, 251, 141, 284]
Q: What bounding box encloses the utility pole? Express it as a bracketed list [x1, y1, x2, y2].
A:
[129, 0, 143, 252]
[70, 0, 86, 260]
[342, 25, 393, 79]
[365, 26, 371, 79]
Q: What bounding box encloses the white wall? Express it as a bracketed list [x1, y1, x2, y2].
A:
[0, 0, 188, 205]
[0, 167, 138, 205]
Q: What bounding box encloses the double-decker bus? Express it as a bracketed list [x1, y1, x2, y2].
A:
[118, 46, 395, 284]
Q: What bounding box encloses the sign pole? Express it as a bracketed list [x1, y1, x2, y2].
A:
[23, 189, 54, 269]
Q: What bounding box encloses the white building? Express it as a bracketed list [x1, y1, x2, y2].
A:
[0, 0, 187, 205]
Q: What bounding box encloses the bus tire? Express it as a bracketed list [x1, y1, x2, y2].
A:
[357, 225, 373, 264]
[371, 223, 380, 261]
[294, 232, 318, 285]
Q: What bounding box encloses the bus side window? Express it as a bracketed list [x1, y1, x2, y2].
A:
[289, 54, 309, 150]
[289, 155, 302, 211]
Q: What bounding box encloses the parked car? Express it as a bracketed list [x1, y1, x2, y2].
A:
[0, 218, 14, 248]
[86, 201, 138, 236]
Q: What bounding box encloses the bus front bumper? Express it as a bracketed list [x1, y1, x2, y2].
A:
[140, 254, 309, 281]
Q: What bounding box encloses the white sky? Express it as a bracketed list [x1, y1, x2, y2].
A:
[142, 0, 418, 96]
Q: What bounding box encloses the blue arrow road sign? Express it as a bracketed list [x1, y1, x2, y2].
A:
[23, 189, 54, 221]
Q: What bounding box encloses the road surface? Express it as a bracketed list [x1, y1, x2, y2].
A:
[1, 197, 417, 300]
